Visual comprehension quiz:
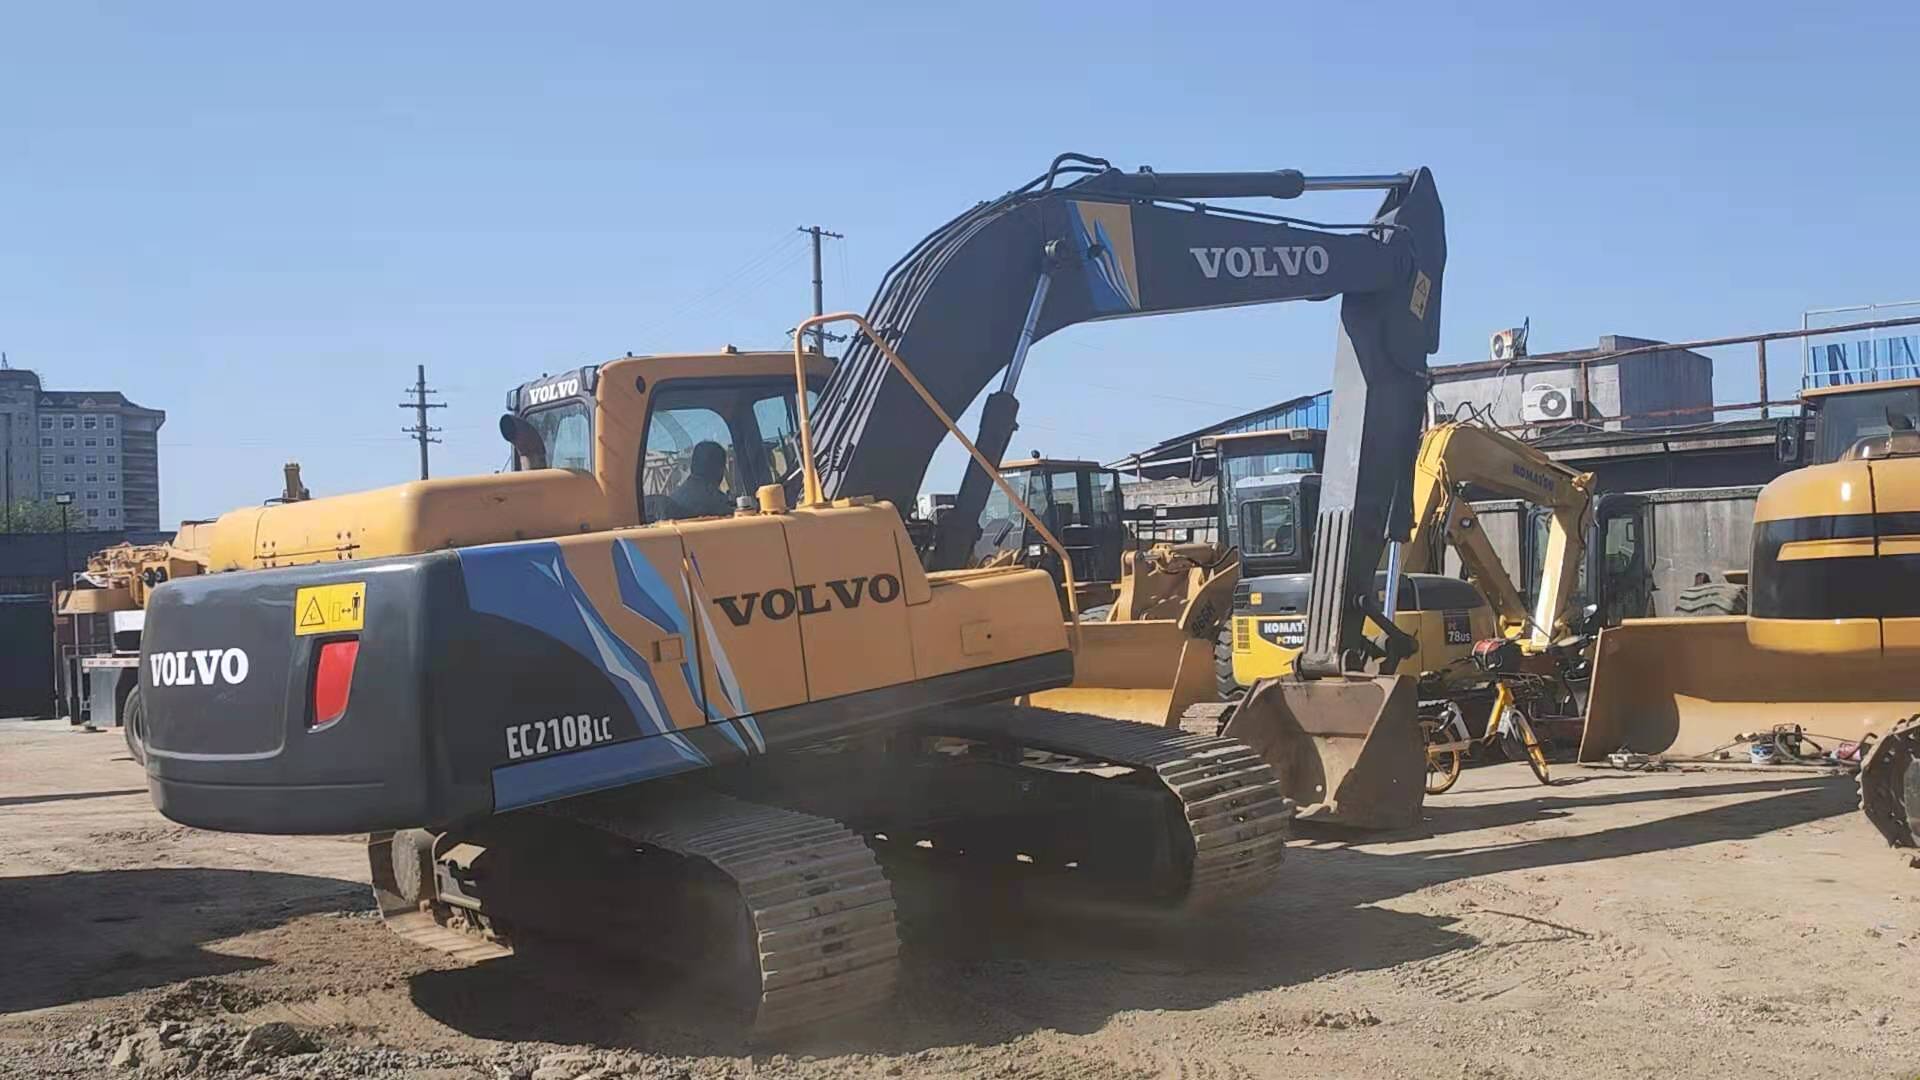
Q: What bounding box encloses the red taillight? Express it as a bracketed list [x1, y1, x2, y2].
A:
[311, 638, 360, 729]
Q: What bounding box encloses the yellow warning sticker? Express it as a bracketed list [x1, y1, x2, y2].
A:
[1409, 270, 1432, 321]
[294, 582, 366, 636]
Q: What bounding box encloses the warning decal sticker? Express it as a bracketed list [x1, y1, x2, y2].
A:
[294, 582, 366, 636]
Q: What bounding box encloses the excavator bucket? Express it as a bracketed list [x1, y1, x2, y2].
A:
[1029, 545, 1239, 727]
[1030, 619, 1219, 726]
[1219, 673, 1425, 830]
[1579, 618, 1920, 763]
[1860, 716, 1920, 850]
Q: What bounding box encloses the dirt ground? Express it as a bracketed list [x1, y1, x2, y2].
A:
[2, 716, 1916, 1080]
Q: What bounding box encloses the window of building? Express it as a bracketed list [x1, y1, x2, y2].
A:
[39, 416, 51, 430]
[84, 437, 97, 447]
[40, 436, 52, 448]
[105, 437, 115, 447]
[107, 508, 119, 518]
[84, 455, 97, 465]
[86, 508, 98, 519]
[40, 454, 54, 466]
[107, 473, 118, 482]
[61, 416, 75, 430]
[106, 454, 117, 464]
[104, 416, 116, 429]
[62, 437, 74, 447]
[85, 474, 98, 483]
[83, 416, 98, 430]
[62, 455, 75, 465]
[107, 490, 118, 501]
[85, 490, 98, 501]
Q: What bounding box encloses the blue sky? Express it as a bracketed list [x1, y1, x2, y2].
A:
[3, 2, 1915, 520]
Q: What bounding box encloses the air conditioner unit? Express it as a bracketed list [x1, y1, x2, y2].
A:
[1490, 322, 1530, 362]
[1521, 384, 1578, 424]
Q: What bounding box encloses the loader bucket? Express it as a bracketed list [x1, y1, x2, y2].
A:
[1579, 618, 1920, 763]
[1028, 620, 1217, 727]
[1859, 716, 1919, 849]
[1221, 673, 1425, 830]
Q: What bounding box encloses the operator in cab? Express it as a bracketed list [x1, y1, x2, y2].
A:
[665, 441, 734, 519]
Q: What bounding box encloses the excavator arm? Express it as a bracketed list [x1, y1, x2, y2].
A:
[1400, 424, 1595, 646]
[808, 153, 1446, 680]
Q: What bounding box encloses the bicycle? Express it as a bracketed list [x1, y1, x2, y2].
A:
[1420, 637, 1576, 794]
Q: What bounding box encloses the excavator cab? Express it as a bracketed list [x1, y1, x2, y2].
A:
[971, 457, 1127, 608]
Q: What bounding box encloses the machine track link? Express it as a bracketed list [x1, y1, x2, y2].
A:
[367, 786, 900, 1039]
[1860, 714, 1920, 851]
[553, 784, 902, 1036]
[931, 705, 1292, 908]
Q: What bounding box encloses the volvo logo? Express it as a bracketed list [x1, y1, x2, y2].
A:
[713, 574, 903, 627]
[149, 648, 250, 687]
[526, 377, 581, 405]
[1189, 245, 1330, 280]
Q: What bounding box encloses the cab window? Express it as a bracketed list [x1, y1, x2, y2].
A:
[524, 402, 592, 472]
[1242, 498, 1297, 555]
[642, 382, 817, 522]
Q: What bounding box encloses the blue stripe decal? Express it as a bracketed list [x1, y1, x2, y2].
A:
[613, 539, 719, 732]
[458, 540, 710, 762]
[493, 733, 706, 810]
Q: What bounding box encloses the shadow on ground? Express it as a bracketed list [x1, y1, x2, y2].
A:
[0, 868, 364, 1014]
[0, 788, 144, 809]
[408, 771, 1856, 1057]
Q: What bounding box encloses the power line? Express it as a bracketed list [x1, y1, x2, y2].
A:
[398, 364, 446, 480]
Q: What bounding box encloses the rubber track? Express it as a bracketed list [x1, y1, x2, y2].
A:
[1860, 715, 1920, 850]
[928, 705, 1292, 908]
[552, 783, 901, 1037]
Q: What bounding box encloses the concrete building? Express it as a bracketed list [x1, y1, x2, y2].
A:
[0, 367, 166, 529]
[1428, 334, 1713, 432]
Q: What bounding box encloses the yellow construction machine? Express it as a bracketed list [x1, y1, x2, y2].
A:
[1580, 375, 1920, 824]
[1212, 421, 1596, 801]
[131, 156, 1447, 1033]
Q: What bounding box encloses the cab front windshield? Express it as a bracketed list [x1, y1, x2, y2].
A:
[1815, 385, 1920, 464]
[522, 401, 593, 472]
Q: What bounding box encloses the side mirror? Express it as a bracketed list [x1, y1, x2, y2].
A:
[499, 413, 547, 471]
[1774, 417, 1803, 464]
[1579, 603, 1603, 633]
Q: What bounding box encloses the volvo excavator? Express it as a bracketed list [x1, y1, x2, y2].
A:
[134, 154, 1446, 1034]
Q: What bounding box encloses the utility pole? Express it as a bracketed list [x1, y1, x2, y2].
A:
[398, 364, 445, 480]
[796, 225, 844, 354]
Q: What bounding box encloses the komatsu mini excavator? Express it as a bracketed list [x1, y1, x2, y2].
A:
[136, 154, 1445, 1033]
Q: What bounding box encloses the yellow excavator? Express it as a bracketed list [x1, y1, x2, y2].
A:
[1579, 372, 1919, 852]
[1225, 421, 1595, 684]
[1208, 421, 1596, 799]
[127, 156, 1446, 1033]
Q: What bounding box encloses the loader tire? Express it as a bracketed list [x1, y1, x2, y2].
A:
[1674, 582, 1748, 617]
[1214, 622, 1242, 701]
[123, 685, 147, 767]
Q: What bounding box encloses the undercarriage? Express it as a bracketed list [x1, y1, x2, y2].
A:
[367, 705, 1292, 1037]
